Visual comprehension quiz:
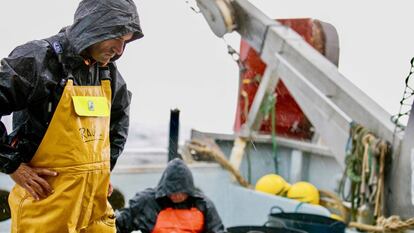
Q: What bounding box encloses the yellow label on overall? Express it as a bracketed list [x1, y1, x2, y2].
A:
[72, 96, 110, 117]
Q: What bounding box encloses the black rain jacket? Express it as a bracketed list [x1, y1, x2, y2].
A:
[116, 158, 225, 233]
[0, 0, 144, 174]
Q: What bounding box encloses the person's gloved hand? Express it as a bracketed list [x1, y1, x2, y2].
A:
[10, 163, 58, 200]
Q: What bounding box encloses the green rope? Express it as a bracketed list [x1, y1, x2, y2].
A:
[270, 95, 278, 173]
[261, 93, 278, 173]
[245, 141, 253, 184]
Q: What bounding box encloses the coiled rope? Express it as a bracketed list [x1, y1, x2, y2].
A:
[339, 122, 390, 221]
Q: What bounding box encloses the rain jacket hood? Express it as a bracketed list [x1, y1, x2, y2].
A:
[67, 0, 144, 56]
[155, 158, 201, 199]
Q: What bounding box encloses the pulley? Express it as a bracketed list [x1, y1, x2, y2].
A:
[196, 0, 236, 37]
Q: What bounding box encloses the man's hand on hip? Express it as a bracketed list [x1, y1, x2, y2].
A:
[10, 164, 58, 200]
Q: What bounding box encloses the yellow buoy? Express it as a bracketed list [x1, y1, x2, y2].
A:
[287, 181, 320, 205]
[255, 174, 289, 196]
[330, 214, 344, 222]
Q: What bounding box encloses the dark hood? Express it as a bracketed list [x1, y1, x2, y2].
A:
[155, 159, 201, 199]
[66, 0, 144, 55]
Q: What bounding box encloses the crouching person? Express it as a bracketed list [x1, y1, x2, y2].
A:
[116, 158, 225, 233]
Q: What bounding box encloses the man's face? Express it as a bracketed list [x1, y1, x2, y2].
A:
[168, 192, 189, 203]
[86, 32, 134, 66]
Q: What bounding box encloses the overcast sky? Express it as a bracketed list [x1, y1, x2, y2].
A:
[0, 0, 412, 145]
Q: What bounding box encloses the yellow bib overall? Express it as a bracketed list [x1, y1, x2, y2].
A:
[9, 79, 115, 233]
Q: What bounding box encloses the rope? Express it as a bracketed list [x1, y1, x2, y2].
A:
[348, 216, 414, 232]
[378, 216, 414, 232]
[270, 93, 278, 173]
[186, 140, 251, 188]
[391, 57, 414, 135]
[260, 93, 279, 173]
[338, 122, 391, 222]
[319, 188, 414, 232]
[317, 189, 414, 232]
[240, 74, 279, 173]
[318, 189, 348, 221]
[375, 141, 387, 218]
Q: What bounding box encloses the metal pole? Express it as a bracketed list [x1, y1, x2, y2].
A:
[168, 109, 180, 161]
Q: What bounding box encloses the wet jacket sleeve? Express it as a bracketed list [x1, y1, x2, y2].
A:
[0, 48, 39, 115]
[0, 43, 48, 174]
[115, 207, 135, 233]
[203, 197, 226, 233]
[109, 68, 132, 170]
[116, 189, 159, 233]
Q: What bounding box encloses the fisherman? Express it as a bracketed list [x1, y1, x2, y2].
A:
[0, 0, 143, 232]
[116, 158, 225, 233]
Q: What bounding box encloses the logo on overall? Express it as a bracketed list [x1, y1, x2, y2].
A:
[79, 127, 103, 143]
[88, 100, 95, 111]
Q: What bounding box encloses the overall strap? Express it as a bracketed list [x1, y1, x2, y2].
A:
[43, 36, 74, 81]
[43, 36, 72, 124]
